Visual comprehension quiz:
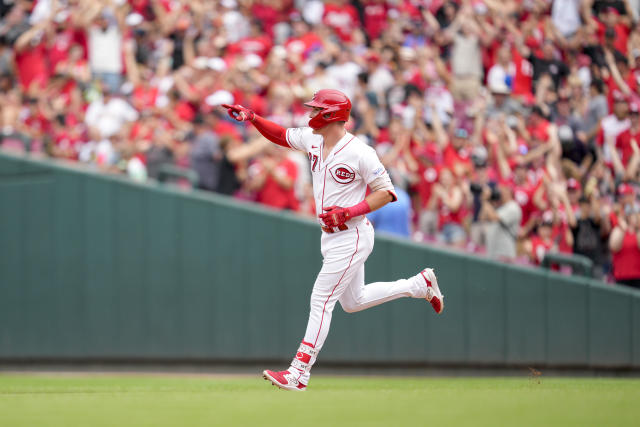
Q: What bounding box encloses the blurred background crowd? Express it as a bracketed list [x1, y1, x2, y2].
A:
[1, 0, 640, 287]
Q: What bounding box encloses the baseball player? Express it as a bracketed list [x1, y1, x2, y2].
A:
[222, 89, 444, 391]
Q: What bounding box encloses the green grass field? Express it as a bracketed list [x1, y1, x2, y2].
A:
[0, 373, 638, 427]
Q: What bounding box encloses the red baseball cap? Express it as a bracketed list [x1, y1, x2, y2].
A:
[567, 178, 581, 191]
[420, 143, 440, 161]
[618, 183, 635, 196]
[577, 54, 591, 68]
[366, 52, 381, 63]
[612, 90, 628, 103]
[606, 6, 620, 16]
[541, 210, 554, 225]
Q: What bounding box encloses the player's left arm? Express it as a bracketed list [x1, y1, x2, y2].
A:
[363, 189, 395, 211]
[320, 190, 393, 228]
[320, 149, 396, 227]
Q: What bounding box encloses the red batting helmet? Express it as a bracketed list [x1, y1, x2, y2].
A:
[304, 89, 351, 129]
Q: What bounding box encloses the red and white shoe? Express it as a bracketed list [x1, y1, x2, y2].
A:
[263, 369, 307, 391]
[419, 268, 444, 314]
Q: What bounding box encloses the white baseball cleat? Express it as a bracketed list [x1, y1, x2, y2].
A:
[419, 268, 444, 314]
[263, 369, 307, 391]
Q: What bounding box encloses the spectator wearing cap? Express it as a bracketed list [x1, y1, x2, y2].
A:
[445, 127, 473, 177]
[612, 182, 638, 227]
[480, 184, 522, 260]
[485, 81, 522, 120]
[597, 92, 630, 168]
[609, 197, 640, 289]
[525, 210, 557, 265]
[566, 178, 582, 211]
[487, 45, 515, 94]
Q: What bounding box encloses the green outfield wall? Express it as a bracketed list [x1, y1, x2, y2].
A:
[1, 151, 639, 369]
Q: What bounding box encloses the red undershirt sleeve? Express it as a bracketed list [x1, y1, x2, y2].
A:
[251, 115, 289, 147]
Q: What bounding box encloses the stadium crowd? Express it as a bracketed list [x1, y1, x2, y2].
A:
[1, 0, 640, 287]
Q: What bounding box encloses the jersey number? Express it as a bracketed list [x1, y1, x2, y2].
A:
[308, 153, 318, 172]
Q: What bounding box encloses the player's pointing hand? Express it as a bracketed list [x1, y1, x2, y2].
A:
[221, 104, 255, 122]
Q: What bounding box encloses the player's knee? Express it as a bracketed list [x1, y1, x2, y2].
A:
[340, 300, 359, 313]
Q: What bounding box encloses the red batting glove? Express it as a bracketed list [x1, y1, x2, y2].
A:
[319, 205, 352, 228]
[221, 104, 255, 122]
[319, 200, 372, 228]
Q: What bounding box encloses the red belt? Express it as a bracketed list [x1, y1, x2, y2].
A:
[321, 224, 349, 233]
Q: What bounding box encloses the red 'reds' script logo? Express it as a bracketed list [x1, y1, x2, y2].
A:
[330, 164, 356, 184]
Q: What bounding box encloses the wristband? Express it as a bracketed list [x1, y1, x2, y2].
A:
[348, 200, 371, 217]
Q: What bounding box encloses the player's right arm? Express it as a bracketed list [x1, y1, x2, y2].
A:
[221, 104, 289, 148]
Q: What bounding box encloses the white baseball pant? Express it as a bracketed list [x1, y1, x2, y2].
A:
[295, 220, 425, 383]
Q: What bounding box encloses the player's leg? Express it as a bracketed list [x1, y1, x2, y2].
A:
[338, 266, 425, 312]
[339, 267, 444, 314]
[339, 222, 444, 314]
[263, 227, 371, 391]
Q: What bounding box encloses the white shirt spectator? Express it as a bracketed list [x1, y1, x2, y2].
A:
[29, 0, 52, 24]
[552, 0, 582, 38]
[600, 114, 630, 164]
[88, 25, 123, 74]
[222, 8, 250, 43]
[486, 200, 522, 259]
[487, 62, 515, 91]
[451, 33, 482, 78]
[305, 72, 340, 95]
[78, 138, 115, 167]
[300, 0, 324, 25]
[629, 0, 640, 21]
[424, 85, 454, 125]
[85, 96, 139, 138]
[367, 65, 394, 96]
[327, 60, 362, 99]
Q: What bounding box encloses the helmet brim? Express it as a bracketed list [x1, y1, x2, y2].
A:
[304, 100, 325, 109]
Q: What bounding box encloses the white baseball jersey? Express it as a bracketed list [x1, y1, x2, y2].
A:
[285, 127, 389, 227]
